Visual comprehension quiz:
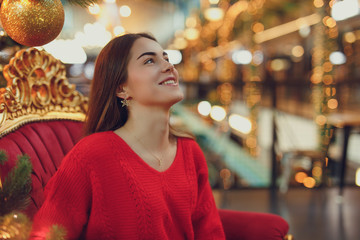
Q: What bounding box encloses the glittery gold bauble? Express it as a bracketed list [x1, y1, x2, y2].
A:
[0, 0, 64, 46]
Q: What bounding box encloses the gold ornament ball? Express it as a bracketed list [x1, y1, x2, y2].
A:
[0, 0, 65, 46]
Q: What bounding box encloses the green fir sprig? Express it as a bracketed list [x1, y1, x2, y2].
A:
[0, 150, 8, 165]
[0, 150, 32, 216]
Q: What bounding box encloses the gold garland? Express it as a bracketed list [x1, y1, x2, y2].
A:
[242, 0, 266, 157]
[310, 0, 338, 184]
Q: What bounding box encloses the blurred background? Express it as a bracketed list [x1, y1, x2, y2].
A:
[1, 0, 360, 239]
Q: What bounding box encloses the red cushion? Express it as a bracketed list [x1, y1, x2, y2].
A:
[0, 120, 83, 218]
[218, 209, 289, 240]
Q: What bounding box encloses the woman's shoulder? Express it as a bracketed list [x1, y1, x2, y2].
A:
[76, 131, 122, 148]
[177, 136, 196, 144]
[178, 136, 200, 150]
[68, 131, 118, 159]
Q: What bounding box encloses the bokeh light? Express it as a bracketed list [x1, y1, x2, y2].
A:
[303, 177, 316, 188]
[165, 50, 182, 65]
[119, 5, 132, 17]
[356, 168, 360, 187]
[228, 114, 252, 134]
[210, 105, 227, 122]
[232, 50, 252, 65]
[292, 45, 304, 57]
[329, 51, 347, 65]
[88, 4, 100, 15]
[197, 101, 212, 116]
[295, 172, 307, 183]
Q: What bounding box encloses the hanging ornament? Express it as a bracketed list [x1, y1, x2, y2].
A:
[0, 0, 65, 47]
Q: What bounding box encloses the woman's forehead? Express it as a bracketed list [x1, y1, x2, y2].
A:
[130, 38, 163, 57]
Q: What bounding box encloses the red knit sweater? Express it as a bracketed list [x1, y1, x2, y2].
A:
[30, 132, 225, 240]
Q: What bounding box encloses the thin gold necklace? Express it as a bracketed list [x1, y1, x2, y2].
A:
[123, 127, 163, 168]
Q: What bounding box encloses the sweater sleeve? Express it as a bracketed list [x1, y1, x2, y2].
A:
[29, 146, 92, 240]
[191, 142, 226, 240]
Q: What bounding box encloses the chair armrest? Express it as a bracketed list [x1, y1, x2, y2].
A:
[218, 209, 289, 240]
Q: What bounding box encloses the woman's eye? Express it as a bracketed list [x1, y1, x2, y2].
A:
[164, 58, 170, 62]
[144, 58, 154, 64]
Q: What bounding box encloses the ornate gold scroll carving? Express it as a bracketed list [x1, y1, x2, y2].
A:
[0, 48, 88, 137]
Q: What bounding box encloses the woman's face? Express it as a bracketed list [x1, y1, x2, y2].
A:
[123, 37, 184, 108]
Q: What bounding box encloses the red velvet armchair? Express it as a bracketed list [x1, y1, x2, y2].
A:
[0, 48, 290, 239]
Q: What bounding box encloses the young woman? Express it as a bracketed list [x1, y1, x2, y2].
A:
[30, 33, 225, 239]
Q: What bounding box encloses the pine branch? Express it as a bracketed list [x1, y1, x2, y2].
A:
[46, 225, 67, 240]
[0, 150, 8, 165]
[65, 0, 101, 7]
[0, 154, 32, 216]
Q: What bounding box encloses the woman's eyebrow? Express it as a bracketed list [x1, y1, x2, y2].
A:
[137, 51, 168, 60]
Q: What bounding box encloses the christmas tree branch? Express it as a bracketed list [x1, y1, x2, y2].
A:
[0, 150, 8, 165]
[0, 153, 32, 216]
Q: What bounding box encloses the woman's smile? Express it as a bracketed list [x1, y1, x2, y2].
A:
[159, 76, 178, 86]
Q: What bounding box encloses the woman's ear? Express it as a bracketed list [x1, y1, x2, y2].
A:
[116, 86, 128, 99]
[116, 91, 127, 99]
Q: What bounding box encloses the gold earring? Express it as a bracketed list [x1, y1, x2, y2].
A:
[121, 99, 130, 107]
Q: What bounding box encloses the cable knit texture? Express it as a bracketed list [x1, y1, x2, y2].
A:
[29, 131, 225, 240]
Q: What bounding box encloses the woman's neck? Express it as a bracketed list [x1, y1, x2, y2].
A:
[122, 105, 173, 151]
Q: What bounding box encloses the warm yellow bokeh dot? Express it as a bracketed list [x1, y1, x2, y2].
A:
[313, 0, 324, 8]
[328, 99, 338, 109]
[323, 62, 333, 72]
[323, 75, 333, 85]
[312, 166, 322, 177]
[295, 172, 308, 183]
[344, 32, 356, 43]
[252, 22, 264, 33]
[325, 87, 336, 96]
[315, 115, 327, 125]
[325, 17, 336, 28]
[311, 73, 322, 84]
[303, 177, 316, 188]
[292, 45, 304, 57]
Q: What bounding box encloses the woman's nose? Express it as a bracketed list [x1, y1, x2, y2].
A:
[162, 60, 174, 72]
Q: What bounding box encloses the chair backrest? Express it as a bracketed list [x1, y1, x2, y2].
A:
[0, 48, 88, 218]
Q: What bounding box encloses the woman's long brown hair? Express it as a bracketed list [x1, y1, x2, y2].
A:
[83, 33, 194, 139]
